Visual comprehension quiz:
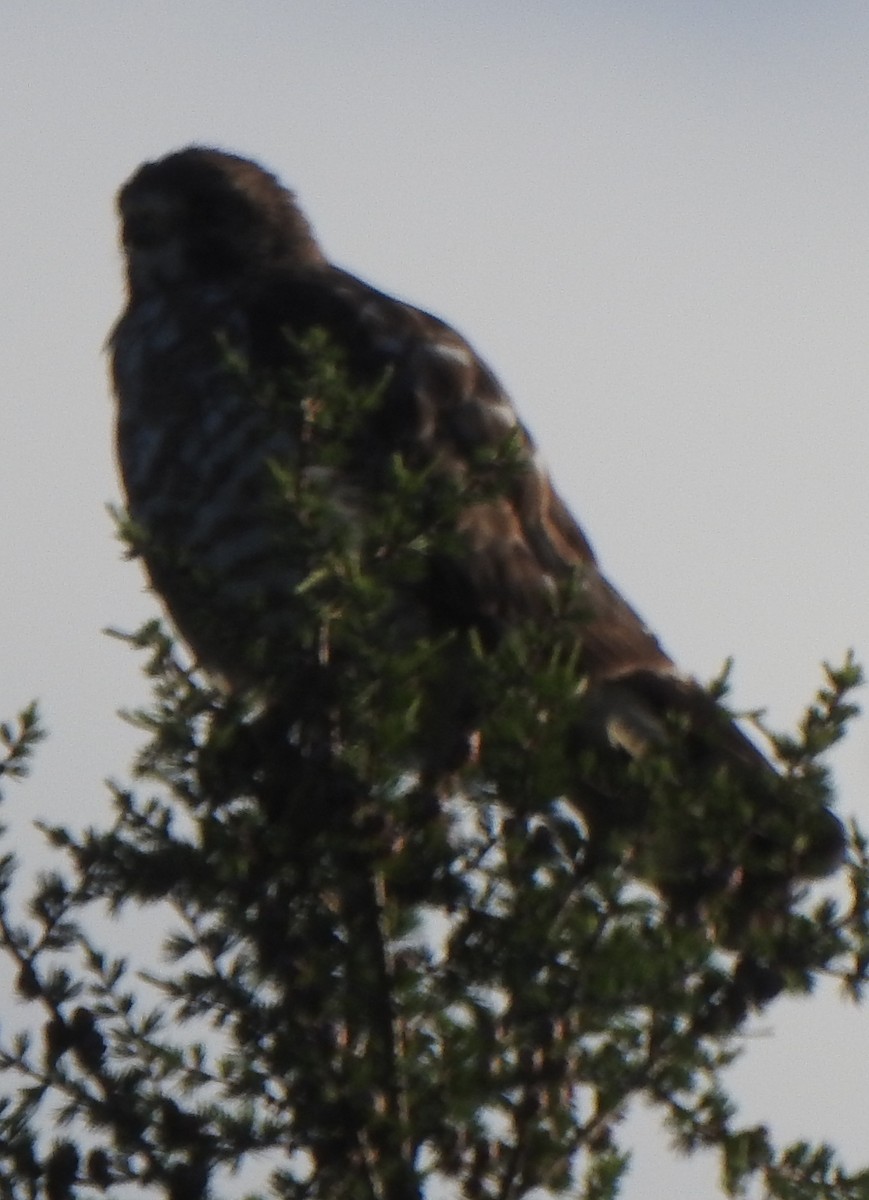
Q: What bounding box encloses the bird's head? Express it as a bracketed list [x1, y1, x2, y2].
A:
[117, 146, 325, 298]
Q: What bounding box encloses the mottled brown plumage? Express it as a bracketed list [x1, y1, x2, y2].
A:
[110, 146, 843, 884]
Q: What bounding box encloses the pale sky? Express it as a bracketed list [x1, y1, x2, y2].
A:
[1, 4, 868, 1196]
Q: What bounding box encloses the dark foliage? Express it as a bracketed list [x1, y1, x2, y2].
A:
[1, 346, 867, 1199]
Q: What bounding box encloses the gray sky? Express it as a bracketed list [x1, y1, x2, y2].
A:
[1, 3, 868, 1195]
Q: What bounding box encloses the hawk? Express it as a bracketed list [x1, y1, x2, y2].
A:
[109, 146, 844, 891]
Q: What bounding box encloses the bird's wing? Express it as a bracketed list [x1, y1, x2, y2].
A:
[250, 264, 678, 690]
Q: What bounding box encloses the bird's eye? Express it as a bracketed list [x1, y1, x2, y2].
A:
[123, 209, 168, 249]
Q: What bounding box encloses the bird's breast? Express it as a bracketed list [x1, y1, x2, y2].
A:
[112, 296, 304, 677]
